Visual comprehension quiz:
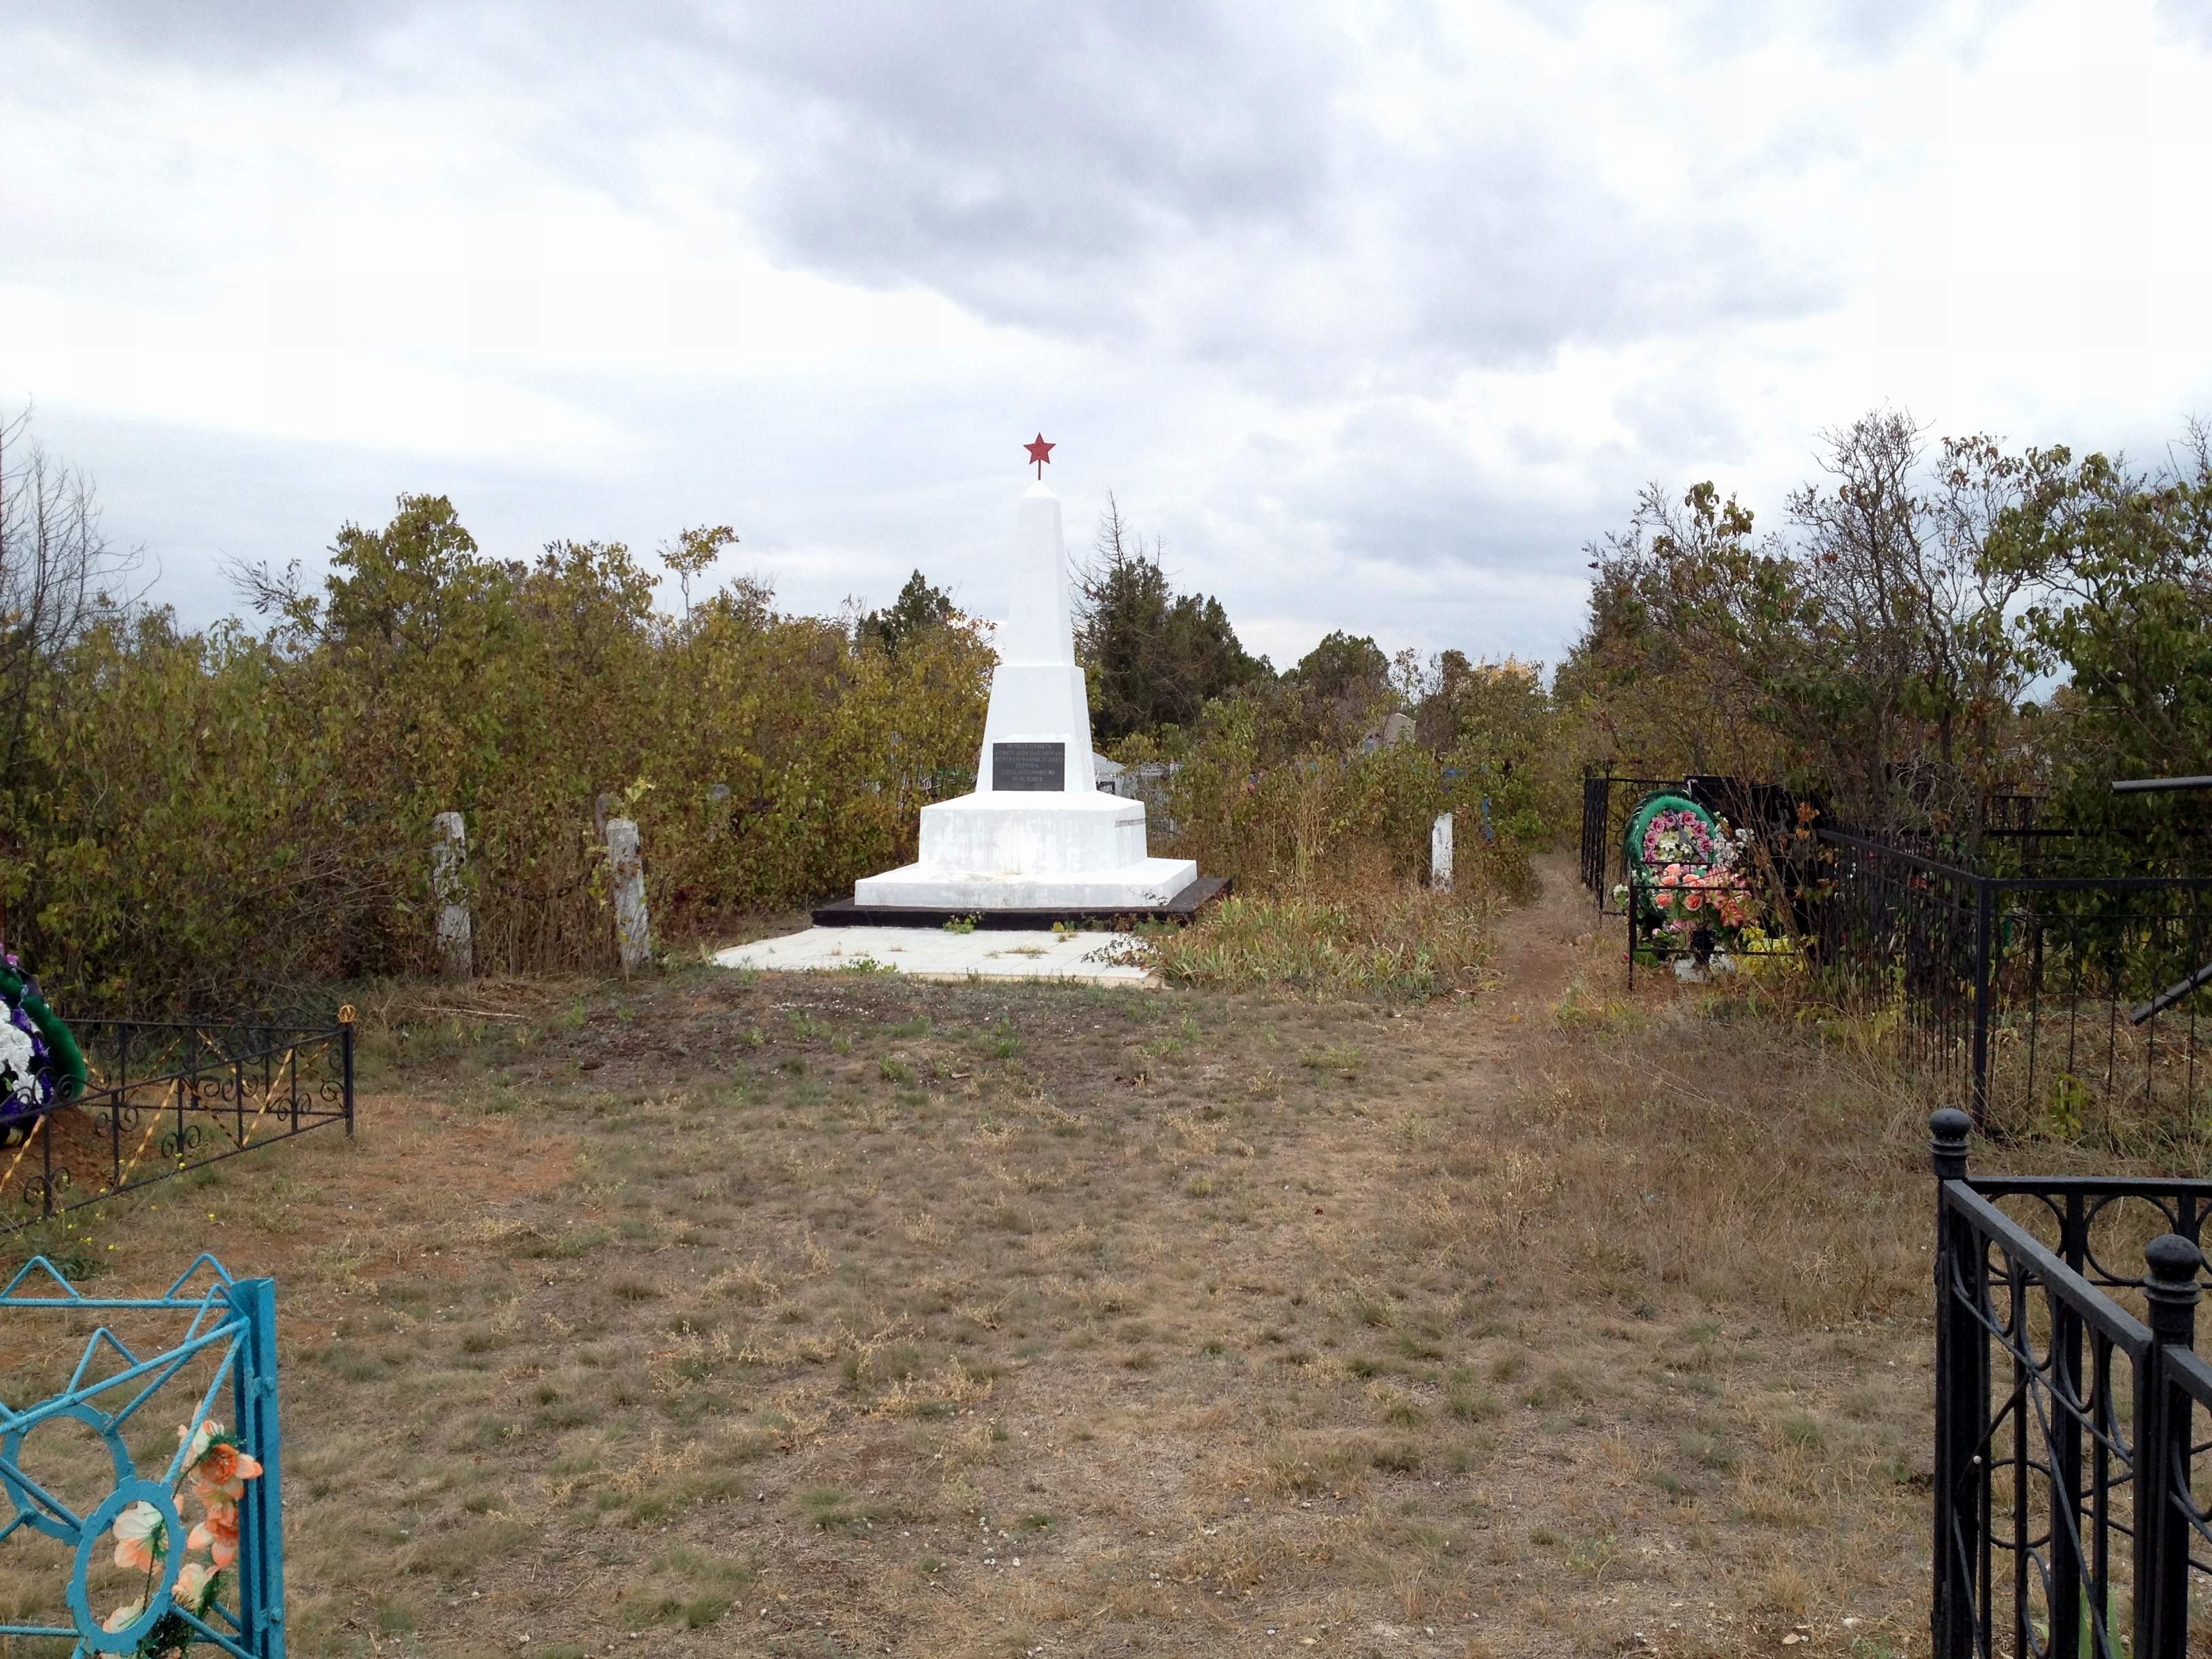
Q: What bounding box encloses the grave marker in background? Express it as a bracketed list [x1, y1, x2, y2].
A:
[607, 815, 652, 974]
[432, 810, 473, 978]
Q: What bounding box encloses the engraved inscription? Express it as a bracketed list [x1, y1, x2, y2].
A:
[992, 741, 1066, 792]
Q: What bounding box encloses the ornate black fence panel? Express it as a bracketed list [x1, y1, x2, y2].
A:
[1, 1014, 354, 1231]
[1816, 830, 1987, 1109]
[1824, 831, 2212, 1137]
[1930, 1109, 2212, 1658]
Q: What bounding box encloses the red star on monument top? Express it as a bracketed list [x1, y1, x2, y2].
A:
[1024, 433, 1055, 478]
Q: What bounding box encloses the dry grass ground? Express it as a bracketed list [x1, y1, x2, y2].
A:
[0, 859, 1977, 1656]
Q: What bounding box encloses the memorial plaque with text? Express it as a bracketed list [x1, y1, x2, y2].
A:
[992, 742, 1066, 792]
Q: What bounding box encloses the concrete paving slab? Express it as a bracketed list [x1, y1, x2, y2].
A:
[712, 926, 1154, 984]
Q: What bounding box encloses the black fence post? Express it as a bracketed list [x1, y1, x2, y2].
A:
[339, 1010, 356, 1139]
[1582, 772, 1603, 911]
[2139, 1233, 2203, 1659]
[1970, 880, 1994, 1131]
[1626, 885, 1637, 989]
[1598, 770, 1610, 910]
[2049, 1191, 2088, 1659]
[1930, 1108, 1980, 1659]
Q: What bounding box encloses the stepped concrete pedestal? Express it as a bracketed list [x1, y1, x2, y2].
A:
[854, 793, 1194, 911]
[835, 468, 1206, 923]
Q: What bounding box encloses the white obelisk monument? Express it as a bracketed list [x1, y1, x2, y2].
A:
[851, 439, 1197, 912]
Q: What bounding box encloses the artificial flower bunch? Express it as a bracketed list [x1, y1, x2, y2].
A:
[1648, 860, 1758, 949]
[1639, 807, 1717, 870]
[1629, 810, 1760, 957]
[0, 944, 54, 1125]
[101, 1419, 263, 1649]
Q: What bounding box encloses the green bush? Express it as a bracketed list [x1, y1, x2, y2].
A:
[0, 480, 1556, 1012]
[1135, 658, 1556, 900]
[0, 495, 991, 1009]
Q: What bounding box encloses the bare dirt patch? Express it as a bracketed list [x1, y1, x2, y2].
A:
[1, 858, 1944, 1657]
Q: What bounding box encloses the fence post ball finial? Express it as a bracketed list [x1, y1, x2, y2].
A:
[2145, 1233, 2205, 1296]
[2145, 1233, 2205, 1352]
[1929, 1109, 1973, 1180]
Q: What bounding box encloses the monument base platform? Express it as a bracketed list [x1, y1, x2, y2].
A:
[813, 874, 1227, 929]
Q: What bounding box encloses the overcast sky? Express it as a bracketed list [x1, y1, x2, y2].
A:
[7, 1, 2211, 670]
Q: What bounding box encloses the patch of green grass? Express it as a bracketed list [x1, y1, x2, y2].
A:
[1568, 1531, 1618, 1580]
[521, 1224, 611, 1261]
[683, 1593, 730, 1628]
[1681, 1431, 1736, 1473]
[324, 1346, 385, 1383]
[1300, 1042, 1364, 1077]
[790, 1484, 911, 1532]
[1779, 1410, 1825, 1449]
[1369, 1439, 1422, 1473]
[1445, 1379, 1499, 1422]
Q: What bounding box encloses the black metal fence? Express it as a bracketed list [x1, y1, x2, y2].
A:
[1930, 1108, 2212, 1656]
[1822, 830, 2212, 1138]
[1581, 773, 1677, 915]
[0, 1014, 355, 1229]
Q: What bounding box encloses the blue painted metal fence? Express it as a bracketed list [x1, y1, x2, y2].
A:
[0, 1254, 284, 1656]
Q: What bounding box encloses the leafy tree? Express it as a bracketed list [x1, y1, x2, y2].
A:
[659, 524, 738, 619]
[1414, 653, 1560, 876]
[1076, 494, 1265, 742]
[1561, 410, 2041, 832]
[859, 570, 957, 655]
[0, 407, 135, 788]
[1782, 413, 2038, 826]
[1285, 630, 1393, 746]
[1981, 432, 2212, 868]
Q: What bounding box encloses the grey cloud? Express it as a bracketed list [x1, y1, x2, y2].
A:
[683, 3, 1343, 335]
[7, 0, 1866, 388]
[7, 0, 423, 69]
[645, 5, 1860, 389]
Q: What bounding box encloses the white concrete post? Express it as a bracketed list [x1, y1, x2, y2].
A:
[431, 810, 473, 978]
[1431, 810, 1454, 894]
[605, 815, 652, 975]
